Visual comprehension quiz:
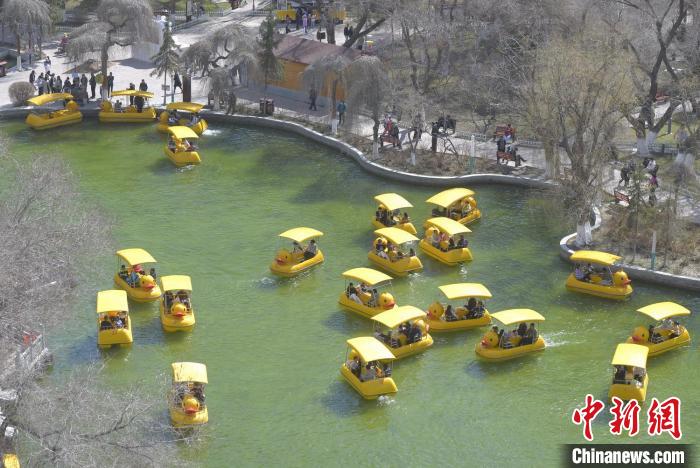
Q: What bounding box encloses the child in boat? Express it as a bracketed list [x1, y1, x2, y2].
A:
[444, 305, 457, 322]
[346, 283, 362, 304]
[400, 212, 410, 224]
[303, 240, 318, 260]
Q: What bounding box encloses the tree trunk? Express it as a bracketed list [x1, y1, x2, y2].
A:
[100, 39, 109, 99]
[543, 140, 556, 179]
[163, 74, 167, 105]
[645, 130, 658, 150]
[575, 219, 592, 247]
[330, 79, 338, 120]
[636, 136, 650, 156]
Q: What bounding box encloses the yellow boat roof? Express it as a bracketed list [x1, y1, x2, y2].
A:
[172, 362, 208, 383]
[2, 454, 19, 468]
[425, 188, 475, 207]
[116, 248, 157, 266]
[342, 267, 392, 285]
[491, 309, 545, 326]
[438, 283, 492, 300]
[111, 89, 154, 98]
[167, 125, 200, 140]
[426, 217, 472, 236]
[611, 343, 648, 369]
[161, 275, 192, 292]
[372, 305, 426, 328]
[636, 302, 691, 321]
[27, 93, 73, 105]
[279, 227, 323, 243]
[374, 227, 419, 245]
[96, 290, 128, 313]
[166, 102, 204, 113]
[346, 336, 395, 362]
[570, 250, 621, 266]
[374, 193, 413, 211]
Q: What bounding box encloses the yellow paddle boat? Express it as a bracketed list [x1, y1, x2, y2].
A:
[566, 250, 632, 300]
[169, 362, 208, 427]
[475, 309, 545, 361]
[424, 187, 481, 228]
[157, 102, 208, 135]
[25, 93, 82, 130]
[372, 193, 417, 235]
[368, 227, 422, 276]
[627, 302, 691, 357]
[609, 343, 649, 402]
[114, 248, 161, 302]
[270, 227, 324, 277]
[419, 217, 473, 265]
[372, 305, 433, 359]
[160, 275, 195, 332]
[339, 268, 397, 319]
[341, 336, 397, 399]
[99, 90, 156, 122]
[164, 126, 201, 166]
[96, 290, 133, 348]
[427, 283, 492, 332]
[2, 454, 20, 468]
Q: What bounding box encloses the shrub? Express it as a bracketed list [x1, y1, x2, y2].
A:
[9, 81, 36, 106]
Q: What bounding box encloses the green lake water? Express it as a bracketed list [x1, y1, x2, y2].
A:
[1, 120, 698, 467]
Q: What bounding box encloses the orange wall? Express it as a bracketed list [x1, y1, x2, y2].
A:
[271, 59, 347, 100]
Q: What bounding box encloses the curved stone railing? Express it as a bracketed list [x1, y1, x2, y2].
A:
[3, 107, 697, 290]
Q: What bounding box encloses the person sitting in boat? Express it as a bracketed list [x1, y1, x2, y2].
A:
[149, 267, 157, 281]
[456, 235, 468, 248]
[127, 268, 140, 288]
[184, 139, 197, 151]
[119, 264, 128, 281]
[114, 315, 124, 329]
[444, 304, 457, 322]
[177, 290, 191, 309]
[375, 209, 382, 222]
[367, 288, 379, 307]
[115, 100, 123, 112]
[168, 111, 179, 125]
[400, 212, 410, 224]
[192, 383, 205, 403]
[346, 355, 361, 377]
[520, 323, 538, 346]
[346, 282, 362, 304]
[500, 329, 518, 349]
[430, 229, 440, 248]
[447, 237, 456, 250]
[360, 362, 376, 382]
[574, 264, 585, 281]
[517, 323, 527, 339]
[303, 240, 318, 260]
[613, 365, 626, 384]
[190, 114, 200, 125]
[100, 316, 113, 330]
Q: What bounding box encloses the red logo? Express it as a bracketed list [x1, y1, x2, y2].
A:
[609, 397, 640, 436]
[572, 394, 605, 441]
[647, 397, 682, 440]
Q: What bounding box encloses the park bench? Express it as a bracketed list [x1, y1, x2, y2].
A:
[613, 189, 630, 205]
[496, 150, 514, 165]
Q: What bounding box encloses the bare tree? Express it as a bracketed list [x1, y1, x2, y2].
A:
[67, 0, 159, 98]
[1, 0, 52, 65]
[343, 0, 390, 49]
[180, 23, 256, 80]
[302, 53, 353, 123]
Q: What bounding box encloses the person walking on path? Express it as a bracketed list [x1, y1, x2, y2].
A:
[302, 12, 308, 34]
[173, 72, 182, 94]
[44, 56, 51, 73]
[139, 79, 148, 92]
[226, 90, 237, 115]
[309, 86, 317, 111]
[285, 15, 291, 34]
[107, 72, 114, 97]
[36, 73, 44, 95]
[337, 100, 346, 125]
[343, 23, 349, 41]
[80, 74, 88, 92]
[29, 70, 36, 86]
[89, 73, 96, 99]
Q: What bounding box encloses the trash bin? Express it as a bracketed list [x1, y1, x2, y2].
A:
[265, 98, 275, 115]
[259, 98, 266, 113]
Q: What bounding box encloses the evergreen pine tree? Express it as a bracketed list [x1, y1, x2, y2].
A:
[256, 10, 282, 91]
[151, 25, 180, 104]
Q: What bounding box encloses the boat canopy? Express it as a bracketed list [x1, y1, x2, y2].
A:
[342, 267, 392, 286]
[172, 362, 208, 383]
[27, 93, 74, 106]
[425, 217, 472, 236]
[611, 343, 648, 369]
[111, 89, 154, 98]
[570, 250, 621, 266]
[279, 227, 323, 243]
[2, 454, 19, 468]
[168, 125, 200, 140]
[637, 302, 691, 321]
[425, 188, 475, 208]
[161, 275, 192, 293]
[491, 309, 545, 326]
[166, 102, 204, 113]
[438, 283, 492, 300]
[374, 193, 413, 211]
[347, 336, 396, 362]
[116, 248, 157, 266]
[374, 227, 419, 245]
[96, 290, 128, 314]
[372, 305, 426, 329]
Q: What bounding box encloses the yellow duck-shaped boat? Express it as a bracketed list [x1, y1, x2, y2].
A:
[419, 217, 473, 265]
[169, 362, 209, 427]
[626, 302, 691, 357]
[426, 283, 492, 332]
[475, 309, 545, 361]
[96, 290, 133, 348]
[372, 306, 433, 359]
[165, 126, 201, 166]
[270, 227, 324, 277]
[157, 102, 208, 135]
[114, 248, 162, 302]
[99, 90, 156, 122]
[424, 187, 481, 228]
[368, 227, 422, 277]
[25, 93, 83, 130]
[566, 250, 632, 300]
[160, 275, 196, 332]
[341, 337, 398, 399]
[609, 343, 649, 402]
[371, 193, 417, 235]
[338, 268, 397, 319]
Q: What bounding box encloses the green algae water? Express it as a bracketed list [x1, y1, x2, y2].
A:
[2, 119, 698, 467]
